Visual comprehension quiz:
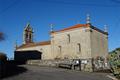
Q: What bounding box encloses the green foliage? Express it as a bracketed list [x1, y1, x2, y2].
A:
[0, 32, 4, 41]
[116, 48, 120, 51]
[109, 48, 120, 79]
[0, 52, 7, 62]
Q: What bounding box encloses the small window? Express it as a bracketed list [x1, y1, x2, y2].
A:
[26, 33, 29, 39]
[77, 43, 81, 53]
[29, 34, 32, 40]
[58, 46, 62, 54]
[67, 34, 70, 43]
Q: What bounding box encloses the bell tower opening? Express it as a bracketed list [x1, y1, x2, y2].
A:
[23, 23, 34, 44]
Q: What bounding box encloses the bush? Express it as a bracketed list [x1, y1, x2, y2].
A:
[0, 52, 7, 62]
[109, 48, 120, 79]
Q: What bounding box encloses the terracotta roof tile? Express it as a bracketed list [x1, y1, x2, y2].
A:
[55, 24, 90, 32]
[17, 41, 50, 49]
[51, 23, 108, 35]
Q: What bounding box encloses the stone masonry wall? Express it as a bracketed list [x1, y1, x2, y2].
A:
[51, 27, 92, 59]
[27, 59, 94, 72]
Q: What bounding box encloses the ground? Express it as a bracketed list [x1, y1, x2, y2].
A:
[1, 65, 112, 80]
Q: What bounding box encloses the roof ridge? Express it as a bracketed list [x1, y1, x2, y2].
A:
[16, 41, 51, 49]
[54, 23, 90, 33]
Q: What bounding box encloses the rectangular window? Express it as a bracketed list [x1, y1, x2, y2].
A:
[77, 43, 81, 53]
[58, 46, 62, 54]
[67, 34, 70, 43]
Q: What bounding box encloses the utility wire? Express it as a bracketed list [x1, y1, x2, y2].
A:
[39, 0, 120, 7]
[0, 0, 22, 15]
[0, 0, 120, 16]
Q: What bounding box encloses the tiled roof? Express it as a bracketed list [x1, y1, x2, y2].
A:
[17, 41, 50, 49]
[54, 24, 91, 33]
[51, 23, 108, 35]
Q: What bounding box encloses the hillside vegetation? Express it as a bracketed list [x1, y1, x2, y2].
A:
[109, 48, 120, 79]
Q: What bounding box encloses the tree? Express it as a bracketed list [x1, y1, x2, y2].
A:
[0, 52, 7, 62]
[109, 48, 120, 79]
[0, 32, 4, 41]
[0, 32, 7, 61]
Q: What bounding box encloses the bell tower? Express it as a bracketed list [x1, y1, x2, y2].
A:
[23, 23, 33, 44]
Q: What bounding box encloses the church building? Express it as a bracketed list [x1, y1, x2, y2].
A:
[14, 15, 108, 63]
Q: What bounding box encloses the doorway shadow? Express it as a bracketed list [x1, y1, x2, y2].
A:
[14, 50, 42, 64]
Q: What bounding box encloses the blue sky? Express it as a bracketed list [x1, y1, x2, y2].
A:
[0, 0, 120, 58]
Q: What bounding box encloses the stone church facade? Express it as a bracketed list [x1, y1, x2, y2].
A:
[14, 15, 108, 65]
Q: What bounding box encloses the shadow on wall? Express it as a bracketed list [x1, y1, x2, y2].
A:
[0, 60, 27, 79]
[14, 50, 42, 64]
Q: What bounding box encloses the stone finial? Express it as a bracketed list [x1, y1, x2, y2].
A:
[50, 24, 54, 32]
[86, 14, 91, 24]
[104, 25, 108, 32]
